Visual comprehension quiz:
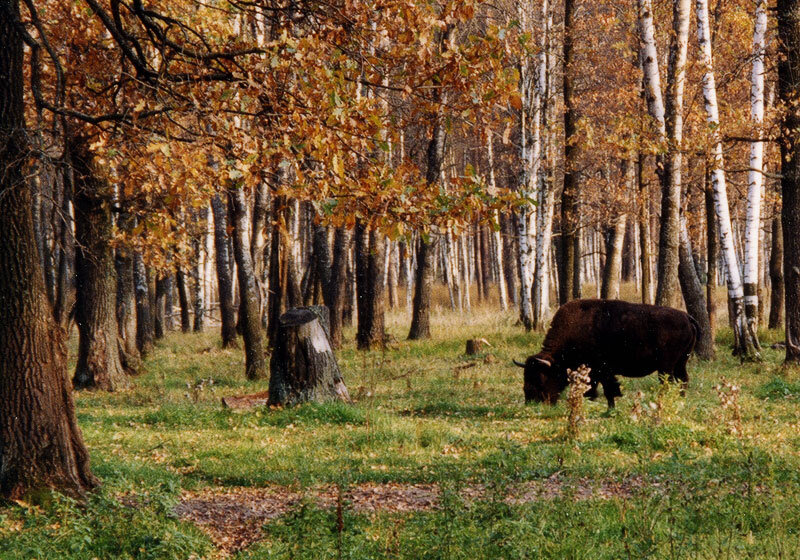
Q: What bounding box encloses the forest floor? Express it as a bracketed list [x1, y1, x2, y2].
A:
[3, 286, 800, 559]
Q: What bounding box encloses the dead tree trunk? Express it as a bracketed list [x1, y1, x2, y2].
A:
[268, 308, 350, 406]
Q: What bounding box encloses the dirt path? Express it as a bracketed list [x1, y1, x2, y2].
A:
[174, 475, 654, 554]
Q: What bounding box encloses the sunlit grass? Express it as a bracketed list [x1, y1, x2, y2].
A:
[3, 284, 800, 558]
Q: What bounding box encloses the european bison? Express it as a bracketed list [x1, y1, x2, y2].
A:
[514, 299, 699, 408]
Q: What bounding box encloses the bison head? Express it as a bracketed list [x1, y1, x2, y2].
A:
[513, 355, 565, 404]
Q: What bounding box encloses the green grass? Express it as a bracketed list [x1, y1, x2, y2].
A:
[3, 291, 800, 559]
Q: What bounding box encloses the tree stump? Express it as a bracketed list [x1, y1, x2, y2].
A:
[465, 338, 491, 355]
[268, 308, 350, 406]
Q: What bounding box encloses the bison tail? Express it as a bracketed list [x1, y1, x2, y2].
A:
[687, 315, 701, 352]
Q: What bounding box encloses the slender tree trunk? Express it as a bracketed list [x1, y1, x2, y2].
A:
[192, 240, 205, 331]
[777, 0, 800, 362]
[0, 0, 98, 498]
[175, 270, 191, 333]
[637, 154, 653, 304]
[486, 132, 508, 310]
[134, 253, 154, 355]
[560, 0, 579, 305]
[251, 181, 269, 321]
[116, 248, 140, 374]
[211, 195, 238, 348]
[229, 186, 267, 379]
[697, 0, 760, 359]
[409, 27, 449, 340]
[327, 227, 350, 348]
[744, 0, 768, 341]
[705, 177, 718, 338]
[355, 221, 386, 349]
[71, 139, 131, 391]
[601, 213, 627, 300]
[769, 215, 785, 328]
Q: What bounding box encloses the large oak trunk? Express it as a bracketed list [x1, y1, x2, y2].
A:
[71, 139, 131, 391]
[0, 1, 97, 498]
[778, 0, 800, 362]
[268, 308, 350, 406]
[115, 247, 141, 374]
[408, 235, 437, 340]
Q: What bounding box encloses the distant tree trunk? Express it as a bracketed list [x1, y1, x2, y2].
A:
[134, 253, 154, 355]
[777, 0, 800, 362]
[71, 139, 131, 391]
[53, 162, 73, 326]
[769, 215, 784, 328]
[601, 213, 627, 300]
[355, 222, 386, 349]
[327, 227, 350, 348]
[387, 240, 399, 310]
[116, 248, 140, 374]
[559, 0, 579, 306]
[251, 181, 269, 321]
[703, 175, 718, 339]
[474, 226, 485, 302]
[409, 234, 437, 340]
[211, 195, 238, 348]
[637, 154, 653, 305]
[193, 210, 207, 332]
[229, 186, 267, 379]
[314, 221, 333, 307]
[175, 270, 191, 333]
[154, 274, 172, 338]
[487, 132, 508, 310]
[0, 1, 97, 498]
[697, 0, 760, 359]
[679, 221, 715, 359]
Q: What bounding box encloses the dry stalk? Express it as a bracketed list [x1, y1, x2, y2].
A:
[566, 365, 592, 438]
[715, 377, 743, 436]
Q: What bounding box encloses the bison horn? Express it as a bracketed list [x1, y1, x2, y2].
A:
[534, 357, 552, 367]
[512, 359, 526, 368]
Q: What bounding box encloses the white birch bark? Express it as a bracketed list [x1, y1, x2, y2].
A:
[637, 0, 667, 137]
[744, 0, 767, 337]
[696, 0, 760, 358]
[516, 0, 545, 329]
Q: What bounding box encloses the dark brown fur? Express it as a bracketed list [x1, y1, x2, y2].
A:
[515, 299, 699, 408]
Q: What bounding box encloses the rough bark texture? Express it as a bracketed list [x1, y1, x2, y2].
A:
[327, 227, 350, 349]
[229, 186, 267, 379]
[705, 180, 718, 338]
[211, 195, 238, 348]
[268, 308, 350, 406]
[154, 274, 169, 338]
[115, 247, 141, 374]
[355, 222, 386, 349]
[71, 139, 131, 391]
[175, 270, 191, 333]
[408, 234, 437, 340]
[778, 0, 800, 362]
[769, 215, 784, 328]
[559, 0, 579, 306]
[133, 253, 154, 355]
[637, 154, 653, 304]
[600, 214, 627, 300]
[0, 0, 98, 498]
[679, 223, 715, 359]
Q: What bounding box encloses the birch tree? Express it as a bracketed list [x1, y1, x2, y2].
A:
[744, 0, 767, 343]
[696, 0, 760, 359]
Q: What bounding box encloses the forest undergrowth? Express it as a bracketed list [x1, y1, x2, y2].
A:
[2, 286, 800, 559]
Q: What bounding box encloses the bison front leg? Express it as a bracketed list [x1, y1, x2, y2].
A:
[583, 380, 599, 401]
[600, 377, 622, 409]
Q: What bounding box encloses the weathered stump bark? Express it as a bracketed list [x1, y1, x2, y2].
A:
[268, 308, 350, 406]
[465, 338, 490, 355]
